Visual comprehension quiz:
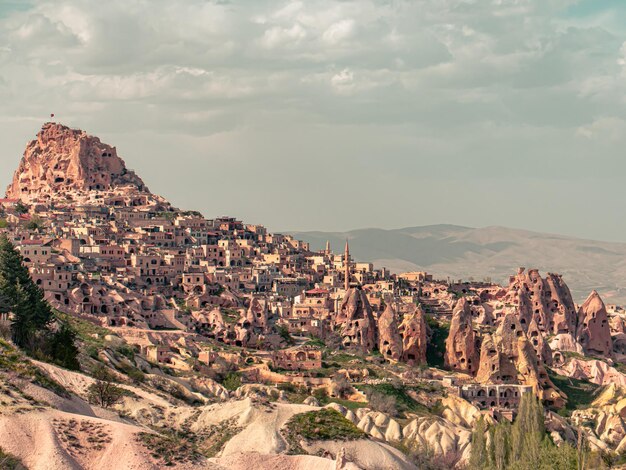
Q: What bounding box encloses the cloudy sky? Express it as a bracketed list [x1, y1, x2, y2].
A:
[1, 0, 625, 241]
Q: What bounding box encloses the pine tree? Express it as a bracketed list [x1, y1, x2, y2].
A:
[49, 323, 80, 371]
[0, 290, 10, 317]
[0, 235, 52, 349]
[489, 421, 510, 470]
[469, 416, 488, 470]
[510, 392, 545, 467]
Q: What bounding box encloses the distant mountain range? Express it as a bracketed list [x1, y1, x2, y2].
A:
[291, 225, 626, 305]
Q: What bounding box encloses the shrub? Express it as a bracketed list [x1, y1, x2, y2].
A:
[283, 408, 365, 451]
[367, 391, 398, 417]
[276, 324, 295, 345]
[330, 374, 353, 399]
[222, 372, 241, 391]
[313, 387, 329, 402]
[0, 447, 25, 470]
[116, 345, 135, 361]
[139, 432, 201, 466]
[87, 365, 124, 408]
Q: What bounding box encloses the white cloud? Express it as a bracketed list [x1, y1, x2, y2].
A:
[576, 117, 626, 141]
[322, 19, 355, 44]
[1, 0, 626, 238]
[261, 23, 307, 49]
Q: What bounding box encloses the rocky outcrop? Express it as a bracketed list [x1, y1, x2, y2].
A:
[335, 288, 377, 352]
[545, 273, 578, 335]
[326, 402, 469, 466]
[553, 358, 626, 386]
[324, 403, 402, 442]
[244, 297, 270, 332]
[399, 304, 427, 365]
[444, 298, 479, 375]
[441, 394, 485, 429]
[402, 417, 471, 465]
[577, 291, 613, 357]
[377, 304, 403, 361]
[7, 122, 167, 208]
[475, 314, 565, 408]
[569, 385, 626, 454]
[526, 317, 552, 365]
[506, 268, 578, 343]
[474, 333, 504, 384]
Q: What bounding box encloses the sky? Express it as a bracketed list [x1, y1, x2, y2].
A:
[1, 0, 626, 241]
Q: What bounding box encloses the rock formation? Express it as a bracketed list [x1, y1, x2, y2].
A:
[444, 298, 479, 375]
[506, 268, 577, 334]
[505, 268, 579, 353]
[399, 304, 427, 365]
[526, 317, 553, 365]
[6, 122, 167, 208]
[377, 304, 403, 361]
[245, 297, 270, 332]
[577, 291, 613, 357]
[475, 314, 565, 408]
[335, 288, 377, 352]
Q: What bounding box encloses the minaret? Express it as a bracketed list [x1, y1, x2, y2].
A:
[344, 239, 350, 291]
[325, 240, 331, 255]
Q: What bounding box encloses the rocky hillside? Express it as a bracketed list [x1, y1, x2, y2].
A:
[292, 225, 626, 304]
[6, 123, 169, 209]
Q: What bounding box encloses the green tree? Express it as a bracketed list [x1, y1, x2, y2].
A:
[0, 235, 53, 348]
[510, 393, 545, 467]
[469, 416, 488, 470]
[87, 365, 123, 408]
[13, 201, 28, 215]
[489, 420, 510, 470]
[48, 323, 80, 371]
[26, 216, 44, 232]
[0, 290, 10, 316]
[276, 323, 295, 345]
[222, 372, 242, 391]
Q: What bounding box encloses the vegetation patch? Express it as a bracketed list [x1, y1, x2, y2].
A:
[358, 383, 431, 417]
[0, 447, 25, 470]
[278, 382, 309, 404]
[425, 315, 449, 368]
[221, 372, 241, 391]
[140, 417, 241, 464]
[54, 311, 111, 349]
[283, 408, 365, 454]
[0, 339, 70, 398]
[194, 418, 242, 458]
[139, 432, 202, 466]
[548, 371, 600, 411]
[312, 388, 368, 410]
[221, 308, 240, 325]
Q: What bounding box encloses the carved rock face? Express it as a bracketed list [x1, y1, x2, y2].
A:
[577, 290, 613, 358]
[444, 298, 479, 375]
[505, 268, 579, 353]
[7, 122, 155, 205]
[475, 314, 566, 408]
[378, 304, 403, 361]
[336, 288, 377, 353]
[246, 297, 269, 331]
[399, 304, 427, 366]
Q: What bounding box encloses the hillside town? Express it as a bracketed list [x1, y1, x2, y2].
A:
[2, 123, 626, 469]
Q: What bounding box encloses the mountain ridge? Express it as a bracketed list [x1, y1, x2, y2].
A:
[291, 224, 626, 304]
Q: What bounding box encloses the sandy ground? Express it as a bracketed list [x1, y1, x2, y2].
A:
[211, 452, 337, 470]
[0, 409, 160, 470]
[1, 360, 414, 469]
